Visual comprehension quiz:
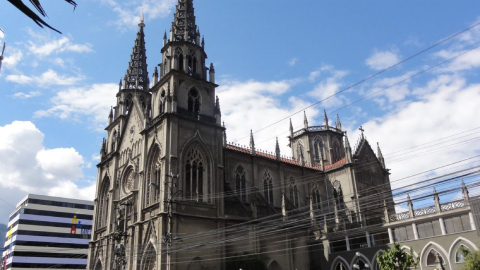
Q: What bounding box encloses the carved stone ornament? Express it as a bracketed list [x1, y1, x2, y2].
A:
[123, 170, 134, 193]
[129, 125, 135, 143]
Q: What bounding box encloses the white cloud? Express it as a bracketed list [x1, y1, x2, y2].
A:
[100, 0, 176, 28]
[349, 75, 480, 192]
[13, 91, 41, 99]
[288, 58, 298, 66]
[27, 35, 93, 57]
[34, 83, 118, 127]
[0, 121, 94, 220]
[307, 68, 347, 108]
[217, 79, 320, 154]
[2, 47, 23, 70]
[6, 69, 84, 87]
[366, 49, 401, 70]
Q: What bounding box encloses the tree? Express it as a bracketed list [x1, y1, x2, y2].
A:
[376, 242, 419, 270]
[460, 246, 480, 270]
[7, 0, 77, 34]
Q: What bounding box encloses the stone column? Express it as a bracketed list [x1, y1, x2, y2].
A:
[388, 228, 394, 244]
[412, 223, 419, 240]
[439, 217, 446, 235]
[345, 235, 350, 251]
[366, 232, 371, 247]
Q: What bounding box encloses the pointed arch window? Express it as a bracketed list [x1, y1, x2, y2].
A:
[426, 249, 445, 266]
[456, 245, 469, 263]
[188, 88, 200, 115]
[97, 177, 110, 228]
[185, 147, 207, 202]
[125, 94, 133, 114]
[175, 47, 184, 71]
[111, 131, 117, 152]
[289, 177, 299, 208]
[159, 90, 166, 114]
[335, 262, 347, 270]
[333, 181, 344, 207]
[145, 146, 161, 206]
[297, 141, 305, 164]
[263, 170, 274, 205]
[332, 139, 341, 163]
[188, 50, 197, 75]
[312, 187, 322, 210]
[313, 136, 324, 162]
[235, 166, 246, 202]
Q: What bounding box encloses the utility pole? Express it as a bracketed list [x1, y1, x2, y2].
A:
[164, 172, 180, 270]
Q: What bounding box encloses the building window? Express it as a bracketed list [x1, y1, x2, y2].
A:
[332, 139, 341, 162]
[188, 88, 200, 115]
[175, 47, 184, 71]
[145, 145, 161, 206]
[426, 249, 445, 266]
[185, 147, 206, 202]
[263, 170, 274, 205]
[312, 188, 321, 210]
[235, 165, 246, 203]
[125, 94, 133, 114]
[159, 90, 166, 113]
[313, 136, 324, 162]
[289, 177, 299, 208]
[111, 130, 117, 152]
[416, 220, 442, 239]
[97, 177, 110, 228]
[456, 245, 469, 263]
[333, 181, 344, 207]
[393, 225, 414, 242]
[444, 215, 471, 234]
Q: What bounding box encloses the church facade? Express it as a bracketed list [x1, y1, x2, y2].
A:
[86, 1, 392, 269]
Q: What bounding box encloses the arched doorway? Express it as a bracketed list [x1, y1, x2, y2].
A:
[268, 260, 281, 270]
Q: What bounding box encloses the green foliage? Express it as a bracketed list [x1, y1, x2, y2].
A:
[226, 251, 269, 270]
[461, 248, 480, 270]
[376, 242, 419, 270]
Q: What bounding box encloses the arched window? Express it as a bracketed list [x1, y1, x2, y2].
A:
[332, 139, 341, 162]
[111, 130, 117, 152]
[297, 141, 305, 164]
[456, 245, 469, 263]
[333, 181, 344, 207]
[97, 177, 110, 228]
[159, 90, 166, 114]
[263, 170, 274, 205]
[125, 94, 133, 114]
[235, 166, 246, 202]
[289, 177, 299, 208]
[139, 95, 146, 112]
[163, 59, 167, 75]
[335, 262, 347, 270]
[313, 136, 324, 162]
[188, 50, 197, 75]
[175, 47, 184, 71]
[185, 147, 206, 202]
[426, 249, 445, 266]
[145, 146, 161, 206]
[188, 88, 200, 115]
[312, 188, 322, 210]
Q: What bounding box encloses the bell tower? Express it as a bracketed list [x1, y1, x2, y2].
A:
[151, 0, 219, 123]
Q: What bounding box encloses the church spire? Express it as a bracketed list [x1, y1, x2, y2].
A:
[344, 132, 352, 164]
[304, 111, 308, 129]
[124, 15, 149, 91]
[323, 109, 329, 127]
[171, 0, 199, 44]
[250, 130, 255, 155]
[377, 142, 385, 168]
[336, 114, 342, 130]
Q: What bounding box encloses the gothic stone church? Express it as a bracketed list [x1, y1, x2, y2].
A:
[87, 1, 392, 269]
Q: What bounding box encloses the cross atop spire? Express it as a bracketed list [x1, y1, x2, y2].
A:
[124, 15, 149, 91]
[171, 0, 199, 44]
[359, 126, 365, 139]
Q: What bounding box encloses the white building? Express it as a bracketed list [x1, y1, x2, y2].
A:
[2, 194, 93, 270]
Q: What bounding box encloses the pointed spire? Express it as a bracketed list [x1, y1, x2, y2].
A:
[209, 63, 215, 83]
[250, 130, 255, 155]
[124, 15, 149, 91]
[118, 78, 122, 92]
[377, 142, 385, 169]
[171, 0, 198, 43]
[152, 66, 159, 85]
[201, 36, 205, 48]
[222, 122, 227, 147]
[344, 132, 352, 164]
[323, 109, 329, 127]
[289, 118, 294, 137]
[275, 137, 281, 160]
[163, 30, 167, 46]
[303, 111, 308, 129]
[462, 180, 470, 205]
[336, 114, 342, 130]
[214, 96, 221, 115]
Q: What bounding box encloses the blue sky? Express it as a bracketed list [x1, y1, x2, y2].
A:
[1, 0, 480, 220]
